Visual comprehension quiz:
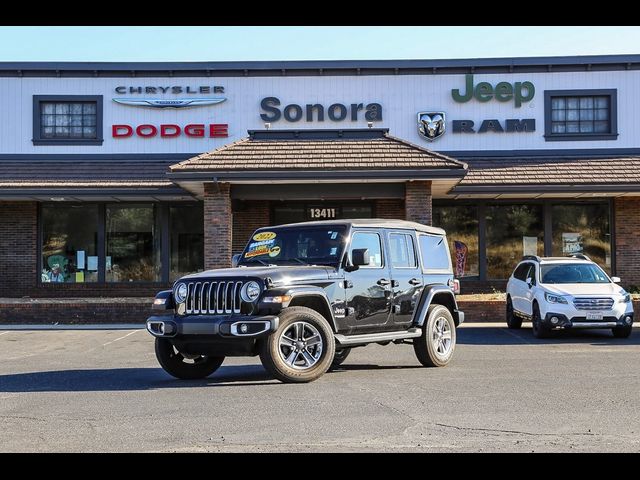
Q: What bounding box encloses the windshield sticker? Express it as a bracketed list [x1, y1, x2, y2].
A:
[245, 238, 279, 258]
[330, 247, 338, 256]
[330, 231, 338, 240]
[253, 231, 277, 241]
[268, 246, 281, 257]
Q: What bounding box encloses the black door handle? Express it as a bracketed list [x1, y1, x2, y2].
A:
[377, 278, 390, 286]
[408, 278, 422, 286]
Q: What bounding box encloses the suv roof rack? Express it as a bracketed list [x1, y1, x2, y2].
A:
[522, 255, 541, 262]
[570, 254, 591, 261]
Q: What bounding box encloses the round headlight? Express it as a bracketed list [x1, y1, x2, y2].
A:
[241, 281, 261, 303]
[174, 282, 188, 304]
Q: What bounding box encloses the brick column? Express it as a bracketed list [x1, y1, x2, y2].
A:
[405, 180, 432, 225]
[204, 182, 232, 270]
[615, 197, 640, 287]
[0, 201, 37, 297]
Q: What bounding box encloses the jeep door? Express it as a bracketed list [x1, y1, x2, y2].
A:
[385, 230, 423, 328]
[345, 229, 393, 333]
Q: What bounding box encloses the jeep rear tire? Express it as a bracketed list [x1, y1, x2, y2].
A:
[506, 296, 522, 329]
[330, 347, 352, 369]
[155, 338, 225, 380]
[414, 304, 456, 367]
[259, 306, 335, 383]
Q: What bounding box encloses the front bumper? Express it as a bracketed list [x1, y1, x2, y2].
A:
[146, 314, 279, 338]
[542, 312, 633, 329]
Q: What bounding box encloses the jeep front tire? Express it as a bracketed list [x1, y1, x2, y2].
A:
[259, 306, 335, 383]
[414, 304, 456, 367]
[155, 338, 225, 380]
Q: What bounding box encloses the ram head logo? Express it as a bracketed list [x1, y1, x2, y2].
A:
[417, 112, 446, 141]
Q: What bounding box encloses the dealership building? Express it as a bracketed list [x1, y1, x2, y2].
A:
[2, 55, 640, 322]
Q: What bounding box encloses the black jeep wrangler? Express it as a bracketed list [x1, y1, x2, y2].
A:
[147, 219, 464, 383]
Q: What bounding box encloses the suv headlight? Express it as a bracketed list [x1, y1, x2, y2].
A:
[241, 281, 261, 303]
[619, 293, 631, 303]
[545, 292, 569, 304]
[174, 282, 188, 304]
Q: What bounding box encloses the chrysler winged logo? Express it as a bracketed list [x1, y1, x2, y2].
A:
[113, 98, 227, 109]
[417, 111, 446, 141]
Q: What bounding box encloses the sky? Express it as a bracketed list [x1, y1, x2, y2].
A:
[0, 26, 639, 62]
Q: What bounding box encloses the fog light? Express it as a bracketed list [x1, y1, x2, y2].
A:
[550, 316, 559, 325]
[240, 323, 248, 334]
[625, 316, 633, 325]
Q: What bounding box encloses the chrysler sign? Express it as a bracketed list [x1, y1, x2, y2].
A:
[113, 85, 227, 109]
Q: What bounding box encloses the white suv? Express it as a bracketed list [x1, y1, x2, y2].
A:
[506, 255, 634, 339]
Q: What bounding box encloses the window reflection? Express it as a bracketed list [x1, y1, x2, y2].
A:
[433, 205, 479, 279]
[170, 204, 204, 281]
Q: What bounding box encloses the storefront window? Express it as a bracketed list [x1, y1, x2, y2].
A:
[170, 204, 204, 281]
[432, 205, 479, 279]
[486, 204, 543, 279]
[552, 203, 611, 273]
[41, 204, 98, 283]
[106, 204, 161, 282]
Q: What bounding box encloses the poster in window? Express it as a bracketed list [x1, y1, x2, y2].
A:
[562, 233, 583, 254]
[454, 240, 468, 277]
[87, 256, 98, 271]
[77, 250, 85, 270]
[522, 236, 538, 256]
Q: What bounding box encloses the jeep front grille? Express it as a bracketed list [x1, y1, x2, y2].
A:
[573, 297, 615, 311]
[185, 281, 243, 315]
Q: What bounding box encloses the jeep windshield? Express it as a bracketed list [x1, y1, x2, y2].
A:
[541, 263, 610, 284]
[238, 225, 348, 267]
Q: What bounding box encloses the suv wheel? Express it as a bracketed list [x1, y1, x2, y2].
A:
[414, 304, 456, 367]
[155, 338, 225, 380]
[612, 325, 633, 338]
[506, 296, 522, 329]
[259, 306, 335, 383]
[531, 303, 550, 339]
[330, 348, 352, 370]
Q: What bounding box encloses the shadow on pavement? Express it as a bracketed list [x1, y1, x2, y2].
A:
[0, 364, 280, 393]
[458, 326, 640, 346]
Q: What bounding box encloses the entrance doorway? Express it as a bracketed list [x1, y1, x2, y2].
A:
[272, 201, 374, 225]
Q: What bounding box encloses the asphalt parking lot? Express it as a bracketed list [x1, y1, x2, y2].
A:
[0, 324, 639, 452]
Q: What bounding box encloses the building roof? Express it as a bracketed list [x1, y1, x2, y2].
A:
[2, 54, 640, 77]
[453, 156, 640, 194]
[170, 129, 467, 179]
[257, 218, 446, 235]
[0, 157, 193, 199]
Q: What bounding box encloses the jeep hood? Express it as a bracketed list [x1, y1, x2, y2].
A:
[542, 283, 626, 297]
[179, 265, 339, 285]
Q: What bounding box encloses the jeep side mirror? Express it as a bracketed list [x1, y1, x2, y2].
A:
[232, 253, 242, 267]
[352, 248, 370, 267]
[611, 276, 621, 283]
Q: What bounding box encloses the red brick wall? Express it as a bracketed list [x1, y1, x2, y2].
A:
[375, 199, 405, 219]
[615, 197, 640, 288]
[204, 182, 232, 270]
[232, 200, 271, 254]
[0, 202, 37, 298]
[405, 180, 432, 225]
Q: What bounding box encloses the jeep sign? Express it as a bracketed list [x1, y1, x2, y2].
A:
[452, 74, 535, 107]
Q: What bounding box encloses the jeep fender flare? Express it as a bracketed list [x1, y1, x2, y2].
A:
[259, 286, 338, 332]
[412, 285, 461, 327]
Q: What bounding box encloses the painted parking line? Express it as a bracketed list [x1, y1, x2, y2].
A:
[500, 327, 535, 344]
[0, 332, 10, 336]
[102, 330, 139, 347]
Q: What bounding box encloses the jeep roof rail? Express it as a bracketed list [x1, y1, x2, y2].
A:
[522, 255, 541, 262]
[570, 254, 591, 261]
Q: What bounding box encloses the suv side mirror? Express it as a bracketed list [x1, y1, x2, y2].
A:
[351, 248, 370, 268]
[611, 276, 621, 283]
[232, 253, 242, 267]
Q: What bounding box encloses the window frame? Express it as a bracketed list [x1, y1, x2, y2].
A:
[544, 89, 618, 141]
[417, 233, 452, 274]
[387, 231, 419, 270]
[32, 95, 104, 145]
[349, 230, 385, 269]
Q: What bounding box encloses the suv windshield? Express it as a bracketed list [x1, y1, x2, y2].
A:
[540, 263, 610, 284]
[238, 225, 347, 266]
